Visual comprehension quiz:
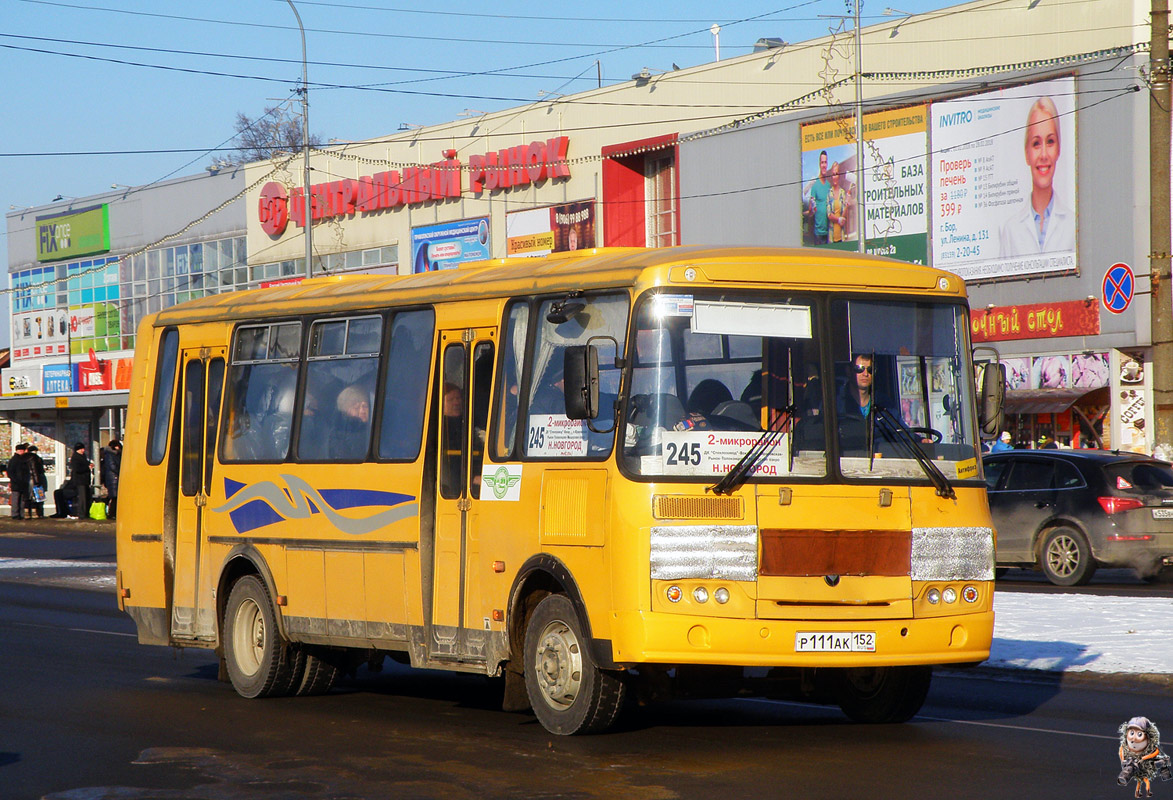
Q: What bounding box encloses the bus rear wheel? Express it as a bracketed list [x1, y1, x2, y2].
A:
[295, 647, 341, 696]
[523, 594, 626, 735]
[223, 575, 298, 699]
[834, 665, 931, 723]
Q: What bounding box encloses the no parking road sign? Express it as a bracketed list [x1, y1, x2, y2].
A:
[1102, 263, 1134, 314]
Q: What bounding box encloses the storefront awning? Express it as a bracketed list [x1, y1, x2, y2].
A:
[1003, 386, 1109, 415]
[0, 390, 129, 419]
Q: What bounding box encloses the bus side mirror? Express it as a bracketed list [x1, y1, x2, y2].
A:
[563, 345, 599, 420]
[978, 361, 1005, 439]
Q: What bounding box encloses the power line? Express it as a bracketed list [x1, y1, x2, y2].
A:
[12, 0, 752, 51]
[9, 0, 823, 88]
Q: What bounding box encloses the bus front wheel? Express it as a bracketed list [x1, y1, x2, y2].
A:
[834, 665, 931, 723]
[523, 594, 626, 735]
[223, 575, 298, 699]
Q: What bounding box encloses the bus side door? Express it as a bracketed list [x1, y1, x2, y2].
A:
[429, 327, 495, 663]
[171, 347, 226, 642]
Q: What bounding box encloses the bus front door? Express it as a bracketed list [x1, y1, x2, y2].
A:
[428, 328, 495, 664]
[170, 348, 226, 642]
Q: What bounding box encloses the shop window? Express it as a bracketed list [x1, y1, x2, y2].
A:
[645, 153, 677, 248]
[602, 134, 679, 248]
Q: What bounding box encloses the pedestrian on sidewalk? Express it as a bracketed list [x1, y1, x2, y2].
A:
[68, 442, 92, 521]
[27, 445, 46, 519]
[101, 439, 122, 521]
[6, 443, 30, 519]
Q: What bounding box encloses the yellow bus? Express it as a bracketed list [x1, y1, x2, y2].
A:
[116, 245, 1003, 735]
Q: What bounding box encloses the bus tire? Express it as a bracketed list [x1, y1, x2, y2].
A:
[523, 594, 626, 735]
[223, 575, 298, 699]
[295, 647, 341, 696]
[835, 665, 931, 723]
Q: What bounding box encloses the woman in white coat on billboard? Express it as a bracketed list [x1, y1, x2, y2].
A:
[998, 96, 1076, 259]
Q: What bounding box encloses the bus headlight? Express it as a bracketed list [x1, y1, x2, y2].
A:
[714, 587, 730, 604]
[942, 587, 957, 604]
[927, 588, 941, 604]
[693, 586, 709, 604]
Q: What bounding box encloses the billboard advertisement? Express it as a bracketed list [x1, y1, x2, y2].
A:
[2, 367, 41, 397]
[929, 76, 1076, 281]
[506, 200, 596, 258]
[11, 309, 71, 362]
[800, 105, 929, 264]
[35, 204, 111, 262]
[410, 217, 491, 273]
[43, 363, 76, 394]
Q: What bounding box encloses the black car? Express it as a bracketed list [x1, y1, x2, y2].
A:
[983, 449, 1173, 586]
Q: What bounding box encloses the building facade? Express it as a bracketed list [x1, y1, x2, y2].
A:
[2, 169, 249, 497]
[5, 0, 1157, 479]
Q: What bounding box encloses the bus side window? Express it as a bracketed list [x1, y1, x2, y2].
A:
[378, 309, 435, 461]
[147, 328, 180, 465]
[439, 345, 466, 499]
[469, 341, 494, 499]
[222, 322, 302, 463]
[298, 316, 381, 462]
[494, 302, 529, 460]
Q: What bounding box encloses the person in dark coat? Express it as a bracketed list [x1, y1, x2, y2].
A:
[101, 439, 122, 520]
[27, 445, 47, 519]
[68, 442, 93, 520]
[6, 443, 30, 519]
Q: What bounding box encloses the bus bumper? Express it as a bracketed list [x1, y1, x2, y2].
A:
[609, 609, 994, 668]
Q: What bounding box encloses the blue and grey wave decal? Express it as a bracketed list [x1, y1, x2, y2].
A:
[214, 475, 419, 535]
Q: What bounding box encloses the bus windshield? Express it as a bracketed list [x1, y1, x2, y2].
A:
[620, 292, 980, 483]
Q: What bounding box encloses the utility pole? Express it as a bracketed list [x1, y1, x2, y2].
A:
[286, 0, 313, 278]
[1151, 0, 1172, 459]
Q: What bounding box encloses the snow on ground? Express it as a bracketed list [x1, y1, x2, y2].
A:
[992, 591, 1173, 674]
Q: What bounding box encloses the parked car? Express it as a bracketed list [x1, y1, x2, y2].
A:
[983, 449, 1173, 586]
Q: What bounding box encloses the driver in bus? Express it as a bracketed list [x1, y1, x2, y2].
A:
[840, 353, 875, 421]
[837, 353, 929, 452]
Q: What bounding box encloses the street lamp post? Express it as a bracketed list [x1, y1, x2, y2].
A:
[853, 0, 866, 254]
[285, 0, 313, 278]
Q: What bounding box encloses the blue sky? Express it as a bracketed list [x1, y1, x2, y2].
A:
[0, 0, 961, 346]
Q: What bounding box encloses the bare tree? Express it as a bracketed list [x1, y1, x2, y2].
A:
[219, 105, 322, 165]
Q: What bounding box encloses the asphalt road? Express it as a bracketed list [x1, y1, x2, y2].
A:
[2, 524, 1169, 799]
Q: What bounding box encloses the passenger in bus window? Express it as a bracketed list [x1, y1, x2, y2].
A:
[530, 357, 565, 416]
[298, 383, 329, 455]
[332, 384, 372, 459]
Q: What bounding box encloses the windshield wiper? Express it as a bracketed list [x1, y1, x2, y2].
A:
[708, 404, 797, 496]
[873, 407, 956, 499]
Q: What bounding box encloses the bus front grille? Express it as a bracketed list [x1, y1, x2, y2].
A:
[653, 495, 743, 520]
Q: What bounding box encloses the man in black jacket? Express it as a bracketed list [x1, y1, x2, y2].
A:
[100, 439, 122, 521]
[68, 443, 92, 520]
[27, 445, 46, 519]
[6, 443, 30, 519]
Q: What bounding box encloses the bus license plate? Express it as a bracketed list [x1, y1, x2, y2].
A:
[794, 632, 876, 653]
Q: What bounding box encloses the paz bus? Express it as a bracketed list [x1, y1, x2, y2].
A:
[116, 245, 1003, 735]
